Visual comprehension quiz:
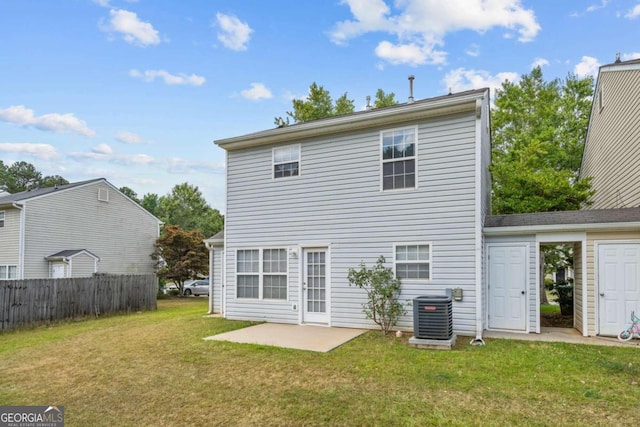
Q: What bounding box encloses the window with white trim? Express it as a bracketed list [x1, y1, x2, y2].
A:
[237, 248, 288, 300]
[382, 128, 416, 190]
[0, 265, 17, 280]
[273, 145, 300, 178]
[0, 211, 4, 228]
[395, 244, 430, 280]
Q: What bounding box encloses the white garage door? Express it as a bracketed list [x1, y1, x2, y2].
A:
[598, 243, 640, 336]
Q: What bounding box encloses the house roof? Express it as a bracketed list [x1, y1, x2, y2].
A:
[485, 207, 640, 234]
[0, 178, 104, 205]
[204, 229, 224, 246]
[214, 88, 489, 150]
[45, 249, 100, 261]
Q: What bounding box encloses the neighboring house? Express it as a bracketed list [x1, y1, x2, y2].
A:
[207, 83, 639, 340]
[0, 178, 161, 279]
[580, 56, 640, 209]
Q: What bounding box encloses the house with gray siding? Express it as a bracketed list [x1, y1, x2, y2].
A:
[0, 178, 161, 279]
[211, 89, 492, 340]
[580, 57, 640, 209]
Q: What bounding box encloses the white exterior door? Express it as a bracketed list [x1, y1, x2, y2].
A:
[51, 263, 66, 279]
[598, 243, 640, 336]
[488, 245, 527, 331]
[303, 248, 329, 324]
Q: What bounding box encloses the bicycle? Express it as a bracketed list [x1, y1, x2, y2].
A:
[617, 311, 640, 342]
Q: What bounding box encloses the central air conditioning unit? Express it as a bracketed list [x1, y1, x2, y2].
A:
[413, 294, 453, 340]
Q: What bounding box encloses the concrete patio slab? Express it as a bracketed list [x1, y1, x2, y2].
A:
[483, 327, 640, 347]
[203, 323, 368, 352]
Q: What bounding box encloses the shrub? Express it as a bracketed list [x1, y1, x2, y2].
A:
[347, 255, 407, 335]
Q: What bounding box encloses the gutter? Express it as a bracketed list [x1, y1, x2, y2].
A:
[483, 221, 640, 236]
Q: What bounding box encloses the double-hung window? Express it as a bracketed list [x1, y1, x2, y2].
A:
[273, 145, 300, 178]
[382, 128, 417, 190]
[0, 265, 17, 280]
[237, 248, 288, 300]
[0, 211, 4, 228]
[395, 244, 430, 280]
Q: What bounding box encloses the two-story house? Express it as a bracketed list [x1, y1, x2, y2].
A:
[0, 178, 161, 279]
[211, 89, 492, 339]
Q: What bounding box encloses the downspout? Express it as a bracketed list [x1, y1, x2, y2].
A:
[13, 203, 25, 279]
[471, 97, 486, 345]
[204, 240, 214, 315]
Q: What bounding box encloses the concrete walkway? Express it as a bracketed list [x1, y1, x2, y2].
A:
[483, 327, 640, 347]
[203, 323, 368, 352]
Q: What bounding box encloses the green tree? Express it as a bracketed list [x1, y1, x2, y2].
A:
[0, 161, 68, 193]
[119, 186, 140, 203]
[491, 67, 595, 215]
[279, 82, 355, 124]
[158, 183, 224, 238]
[347, 256, 407, 335]
[140, 193, 160, 217]
[151, 225, 208, 294]
[373, 89, 398, 108]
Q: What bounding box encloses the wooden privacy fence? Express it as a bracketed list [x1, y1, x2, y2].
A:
[0, 274, 157, 331]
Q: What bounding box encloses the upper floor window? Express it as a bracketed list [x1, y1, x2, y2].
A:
[0, 211, 4, 228]
[381, 128, 417, 190]
[395, 244, 430, 280]
[273, 145, 300, 178]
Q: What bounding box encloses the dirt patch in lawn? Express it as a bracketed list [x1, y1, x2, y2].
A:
[540, 312, 574, 328]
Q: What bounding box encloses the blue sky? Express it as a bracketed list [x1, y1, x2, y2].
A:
[1, 0, 639, 212]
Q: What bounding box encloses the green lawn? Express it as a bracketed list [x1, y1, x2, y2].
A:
[1, 298, 639, 426]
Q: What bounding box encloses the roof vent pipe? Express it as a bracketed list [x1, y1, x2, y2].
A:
[615, 52, 621, 63]
[365, 95, 372, 110]
[408, 75, 415, 103]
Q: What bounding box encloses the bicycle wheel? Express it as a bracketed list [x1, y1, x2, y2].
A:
[618, 328, 633, 342]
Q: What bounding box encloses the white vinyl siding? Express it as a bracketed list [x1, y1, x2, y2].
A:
[394, 244, 430, 280]
[223, 104, 489, 333]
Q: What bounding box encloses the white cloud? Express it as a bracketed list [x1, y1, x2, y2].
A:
[625, 4, 640, 18]
[115, 130, 153, 144]
[465, 43, 480, 57]
[574, 56, 601, 77]
[622, 52, 640, 60]
[240, 83, 273, 100]
[93, 0, 112, 7]
[129, 69, 205, 86]
[215, 13, 253, 51]
[92, 143, 113, 155]
[0, 105, 96, 137]
[0, 143, 60, 161]
[102, 9, 160, 46]
[531, 57, 549, 68]
[442, 68, 519, 99]
[586, 0, 610, 13]
[329, 0, 540, 66]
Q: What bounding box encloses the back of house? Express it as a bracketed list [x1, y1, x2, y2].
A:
[213, 89, 491, 336]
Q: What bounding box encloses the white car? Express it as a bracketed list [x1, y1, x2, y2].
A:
[183, 280, 209, 296]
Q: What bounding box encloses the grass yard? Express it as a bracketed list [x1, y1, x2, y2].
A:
[1, 299, 639, 426]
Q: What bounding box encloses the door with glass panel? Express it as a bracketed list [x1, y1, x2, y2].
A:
[303, 248, 329, 324]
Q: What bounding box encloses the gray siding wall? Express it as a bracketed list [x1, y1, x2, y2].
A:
[70, 253, 96, 277]
[22, 182, 159, 279]
[0, 207, 21, 269]
[573, 242, 583, 333]
[224, 111, 483, 334]
[484, 235, 538, 332]
[581, 68, 640, 209]
[212, 246, 223, 314]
